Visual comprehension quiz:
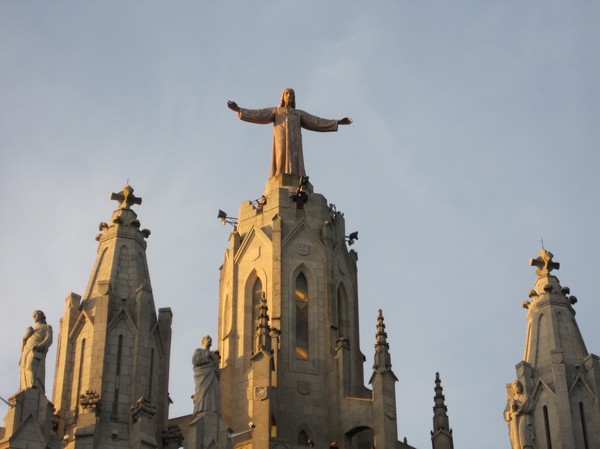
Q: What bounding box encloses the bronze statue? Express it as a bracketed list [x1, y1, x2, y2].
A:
[227, 88, 352, 177]
[19, 310, 53, 392]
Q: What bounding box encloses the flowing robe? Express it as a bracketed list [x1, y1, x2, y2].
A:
[19, 322, 53, 391]
[238, 106, 339, 177]
[504, 389, 535, 449]
[192, 348, 220, 414]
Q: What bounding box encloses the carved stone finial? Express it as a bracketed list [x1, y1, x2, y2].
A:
[255, 293, 272, 352]
[131, 396, 156, 422]
[375, 309, 389, 349]
[433, 372, 449, 423]
[529, 249, 560, 277]
[110, 184, 142, 210]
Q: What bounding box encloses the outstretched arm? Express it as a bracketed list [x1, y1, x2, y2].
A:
[338, 117, 352, 125]
[227, 101, 241, 112]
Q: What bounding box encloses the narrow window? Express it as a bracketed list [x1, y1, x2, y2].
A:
[543, 405, 552, 449]
[295, 273, 309, 360]
[74, 338, 86, 419]
[337, 285, 349, 339]
[580, 402, 589, 449]
[148, 348, 155, 399]
[111, 335, 123, 420]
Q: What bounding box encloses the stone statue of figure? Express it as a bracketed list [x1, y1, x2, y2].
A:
[192, 335, 221, 415]
[19, 310, 53, 392]
[227, 88, 352, 178]
[504, 380, 536, 449]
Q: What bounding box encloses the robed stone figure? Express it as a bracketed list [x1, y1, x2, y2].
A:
[192, 335, 221, 415]
[504, 380, 536, 449]
[228, 88, 352, 177]
[19, 310, 53, 392]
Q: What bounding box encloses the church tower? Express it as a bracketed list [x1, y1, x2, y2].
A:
[217, 173, 411, 449]
[52, 185, 175, 449]
[505, 249, 600, 449]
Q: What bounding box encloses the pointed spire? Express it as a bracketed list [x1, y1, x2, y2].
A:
[255, 293, 271, 353]
[431, 372, 454, 449]
[521, 247, 588, 368]
[372, 309, 394, 375]
[375, 309, 389, 349]
[84, 184, 152, 300]
[432, 372, 449, 429]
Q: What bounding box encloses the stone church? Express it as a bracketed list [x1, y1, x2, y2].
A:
[1, 91, 599, 449]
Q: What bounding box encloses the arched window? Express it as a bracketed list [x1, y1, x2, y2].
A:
[295, 273, 309, 360]
[337, 284, 349, 339]
[111, 334, 124, 420]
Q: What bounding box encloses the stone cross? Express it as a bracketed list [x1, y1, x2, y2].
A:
[529, 249, 560, 277]
[111, 185, 142, 209]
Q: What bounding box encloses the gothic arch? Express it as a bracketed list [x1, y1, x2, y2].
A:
[293, 423, 314, 448]
[336, 282, 350, 340]
[288, 264, 319, 372]
[243, 269, 267, 353]
[345, 425, 374, 449]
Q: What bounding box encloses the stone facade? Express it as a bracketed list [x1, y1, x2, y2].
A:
[216, 174, 414, 449]
[505, 250, 600, 449]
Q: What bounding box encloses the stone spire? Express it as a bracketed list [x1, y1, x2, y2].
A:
[83, 184, 152, 300]
[504, 248, 600, 449]
[521, 249, 587, 367]
[372, 309, 395, 375]
[431, 372, 453, 449]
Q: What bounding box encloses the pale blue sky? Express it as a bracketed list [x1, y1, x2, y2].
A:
[1, 3, 599, 449]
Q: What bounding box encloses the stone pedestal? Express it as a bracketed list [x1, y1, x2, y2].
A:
[186, 413, 231, 449]
[0, 388, 55, 449]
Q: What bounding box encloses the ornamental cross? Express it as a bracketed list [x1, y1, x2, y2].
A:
[111, 185, 142, 209]
[529, 249, 560, 277]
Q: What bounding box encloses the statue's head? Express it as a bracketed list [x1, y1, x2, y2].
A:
[202, 335, 212, 349]
[279, 88, 296, 109]
[33, 310, 46, 324]
[512, 380, 523, 395]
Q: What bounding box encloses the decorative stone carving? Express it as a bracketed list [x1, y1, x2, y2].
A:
[504, 380, 535, 449]
[254, 386, 268, 400]
[19, 310, 53, 392]
[162, 424, 184, 449]
[131, 396, 156, 422]
[193, 335, 221, 415]
[79, 389, 102, 415]
[227, 88, 352, 177]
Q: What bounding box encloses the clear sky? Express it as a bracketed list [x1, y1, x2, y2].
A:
[1, 2, 599, 449]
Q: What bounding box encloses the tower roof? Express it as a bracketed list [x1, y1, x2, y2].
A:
[83, 184, 153, 300]
[522, 248, 588, 368]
